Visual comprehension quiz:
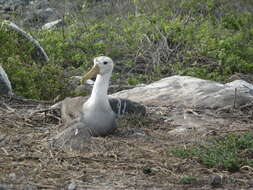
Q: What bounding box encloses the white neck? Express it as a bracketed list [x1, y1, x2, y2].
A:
[90, 73, 111, 104]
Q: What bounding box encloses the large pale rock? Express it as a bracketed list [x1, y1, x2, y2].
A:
[111, 75, 253, 108]
[0, 0, 30, 12]
[51, 75, 253, 148]
[0, 65, 13, 96]
[24, 7, 59, 27]
[3, 21, 49, 62]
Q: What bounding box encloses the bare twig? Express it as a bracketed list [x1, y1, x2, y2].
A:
[8, 95, 53, 104]
[0, 103, 15, 113]
[220, 129, 250, 133]
[1, 147, 9, 155]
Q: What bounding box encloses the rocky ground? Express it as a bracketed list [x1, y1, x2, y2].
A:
[0, 0, 76, 27]
[0, 94, 253, 190]
[1, 1, 253, 189]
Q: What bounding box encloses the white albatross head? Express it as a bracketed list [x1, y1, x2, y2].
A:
[81, 56, 114, 82]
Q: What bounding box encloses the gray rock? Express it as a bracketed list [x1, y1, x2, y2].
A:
[210, 175, 223, 188]
[51, 75, 253, 141]
[25, 7, 56, 25]
[0, 0, 30, 10]
[68, 181, 76, 190]
[3, 21, 49, 62]
[22, 0, 60, 27]
[0, 65, 13, 96]
[111, 75, 253, 108]
[9, 173, 16, 180]
[110, 75, 253, 137]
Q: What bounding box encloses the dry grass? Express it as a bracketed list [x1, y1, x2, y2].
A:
[0, 96, 253, 190]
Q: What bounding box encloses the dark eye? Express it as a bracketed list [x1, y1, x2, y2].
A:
[103, 61, 108, 65]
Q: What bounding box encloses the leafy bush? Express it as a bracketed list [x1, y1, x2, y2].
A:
[1, 0, 253, 99]
[171, 132, 253, 172]
[0, 23, 68, 100]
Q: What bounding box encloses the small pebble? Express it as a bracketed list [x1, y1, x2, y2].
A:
[248, 179, 253, 187]
[211, 175, 223, 188]
[9, 173, 16, 181]
[68, 182, 76, 190]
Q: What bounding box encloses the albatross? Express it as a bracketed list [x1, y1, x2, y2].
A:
[52, 56, 146, 149]
[52, 56, 116, 149]
[79, 56, 117, 136]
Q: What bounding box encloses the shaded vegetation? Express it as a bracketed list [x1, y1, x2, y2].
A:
[171, 132, 253, 172]
[1, 0, 253, 99]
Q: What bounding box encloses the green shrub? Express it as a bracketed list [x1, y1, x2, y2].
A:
[0, 23, 69, 100]
[1, 0, 253, 99]
[3, 56, 68, 100]
[171, 132, 253, 172]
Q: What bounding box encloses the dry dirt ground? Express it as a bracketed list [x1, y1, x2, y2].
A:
[0, 96, 253, 190]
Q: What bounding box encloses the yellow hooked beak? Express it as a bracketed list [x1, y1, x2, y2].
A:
[81, 64, 100, 84]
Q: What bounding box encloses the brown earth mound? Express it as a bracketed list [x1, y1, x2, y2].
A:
[0, 96, 253, 190]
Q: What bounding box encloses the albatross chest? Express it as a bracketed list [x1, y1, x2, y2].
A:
[82, 101, 117, 136]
